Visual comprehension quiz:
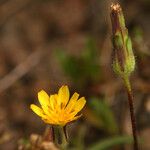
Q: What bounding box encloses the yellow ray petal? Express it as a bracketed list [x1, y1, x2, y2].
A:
[49, 94, 58, 110]
[69, 114, 82, 122]
[30, 104, 44, 117]
[42, 117, 56, 124]
[58, 85, 70, 108]
[38, 90, 49, 107]
[66, 97, 86, 119]
[65, 92, 79, 112]
[74, 97, 86, 113]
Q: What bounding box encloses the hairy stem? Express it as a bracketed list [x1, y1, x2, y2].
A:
[54, 126, 68, 150]
[123, 77, 139, 150]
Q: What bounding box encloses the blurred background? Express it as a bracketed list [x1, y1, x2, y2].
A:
[0, 0, 149, 149]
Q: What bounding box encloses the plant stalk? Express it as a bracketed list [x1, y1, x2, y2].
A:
[123, 77, 139, 150]
[53, 126, 68, 150]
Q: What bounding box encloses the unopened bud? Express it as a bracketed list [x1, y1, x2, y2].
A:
[110, 3, 135, 77]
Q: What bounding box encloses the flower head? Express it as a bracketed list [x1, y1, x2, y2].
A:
[110, 3, 135, 78]
[30, 85, 86, 126]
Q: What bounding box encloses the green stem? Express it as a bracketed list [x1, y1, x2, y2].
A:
[53, 126, 68, 150]
[123, 76, 139, 150]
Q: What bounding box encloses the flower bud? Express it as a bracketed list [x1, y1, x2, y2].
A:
[110, 3, 135, 78]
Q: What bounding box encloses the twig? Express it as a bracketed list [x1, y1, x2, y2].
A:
[0, 49, 44, 93]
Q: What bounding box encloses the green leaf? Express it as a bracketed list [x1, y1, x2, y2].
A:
[55, 49, 82, 80]
[55, 37, 101, 85]
[89, 98, 118, 134]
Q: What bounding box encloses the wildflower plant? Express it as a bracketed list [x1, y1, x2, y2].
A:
[30, 85, 86, 149]
[110, 3, 139, 150]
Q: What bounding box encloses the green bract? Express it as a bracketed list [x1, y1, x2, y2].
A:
[111, 4, 135, 78]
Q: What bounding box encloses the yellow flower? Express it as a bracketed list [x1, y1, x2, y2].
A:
[30, 85, 86, 126]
